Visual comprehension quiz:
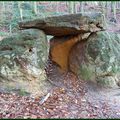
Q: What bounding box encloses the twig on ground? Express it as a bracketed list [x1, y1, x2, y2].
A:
[39, 92, 51, 105]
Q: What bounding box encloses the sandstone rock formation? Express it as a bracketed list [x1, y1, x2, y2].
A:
[69, 31, 120, 87]
[1, 12, 120, 91]
[49, 33, 90, 72]
[19, 13, 104, 36]
[0, 29, 50, 96]
[19, 13, 104, 73]
[19, 13, 120, 88]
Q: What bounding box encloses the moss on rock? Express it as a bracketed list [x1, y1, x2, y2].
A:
[0, 29, 50, 96]
[69, 31, 120, 88]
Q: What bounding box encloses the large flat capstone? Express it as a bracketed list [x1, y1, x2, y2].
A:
[19, 13, 104, 36]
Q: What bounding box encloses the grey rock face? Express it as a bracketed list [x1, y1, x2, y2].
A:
[19, 13, 104, 36]
[0, 29, 50, 96]
[69, 31, 120, 88]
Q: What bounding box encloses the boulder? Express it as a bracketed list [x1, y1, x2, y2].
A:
[19, 13, 104, 36]
[0, 29, 50, 96]
[69, 31, 120, 88]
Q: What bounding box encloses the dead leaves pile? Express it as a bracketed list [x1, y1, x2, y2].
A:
[0, 73, 120, 118]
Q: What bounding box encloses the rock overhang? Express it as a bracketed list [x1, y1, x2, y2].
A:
[19, 12, 104, 37]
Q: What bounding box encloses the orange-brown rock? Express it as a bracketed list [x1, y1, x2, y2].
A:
[49, 34, 90, 72]
[69, 40, 87, 75]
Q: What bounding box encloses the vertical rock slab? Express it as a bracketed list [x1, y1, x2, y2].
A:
[69, 31, 120, 88]
[69, 39, 96, 82]
[0, 29, 50, 96]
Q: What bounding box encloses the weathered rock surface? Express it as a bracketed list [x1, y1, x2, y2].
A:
[19, 13, 104, 36]
[69, 31, 120, 88]
[49, 33, 90, 73]
[0, 29, 51, 96]
[5, 13, 119, 89]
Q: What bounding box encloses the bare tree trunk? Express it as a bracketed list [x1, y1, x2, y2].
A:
[2, 2, 5, 19]
[111, 2, 113, 13]
[113, 2, 117, 20]
[55, 2, 59, 13]
[111, 2, 117, 21]
[100, 2, 107, 27]
[18, 2, 23, 21]
[68, 2, 75, 14]
[101, 2, 106, 16]
[98, 1, 102, 7]
[65, 2, 69, 13]
[75, 2, 78, 13]
[105, 2, 109, 19]
[74, 2, 77, 13]
[2, 2, 5, 11]
[80, 2, 84, 13]
[34, 2, 37, 15]
[9, 24, 12, 35]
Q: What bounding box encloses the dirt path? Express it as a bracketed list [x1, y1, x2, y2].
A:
[45, 60, 120, 118]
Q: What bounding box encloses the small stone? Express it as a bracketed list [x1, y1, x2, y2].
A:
[81, 99, 86, 102]
[116, 112, 120, 115]
[75, 99, 78, 104]
[23, 116, 30, 119]
[31, 115, 37, 118]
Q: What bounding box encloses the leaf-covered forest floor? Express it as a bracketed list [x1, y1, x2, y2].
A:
[0, 65, 120, 119]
